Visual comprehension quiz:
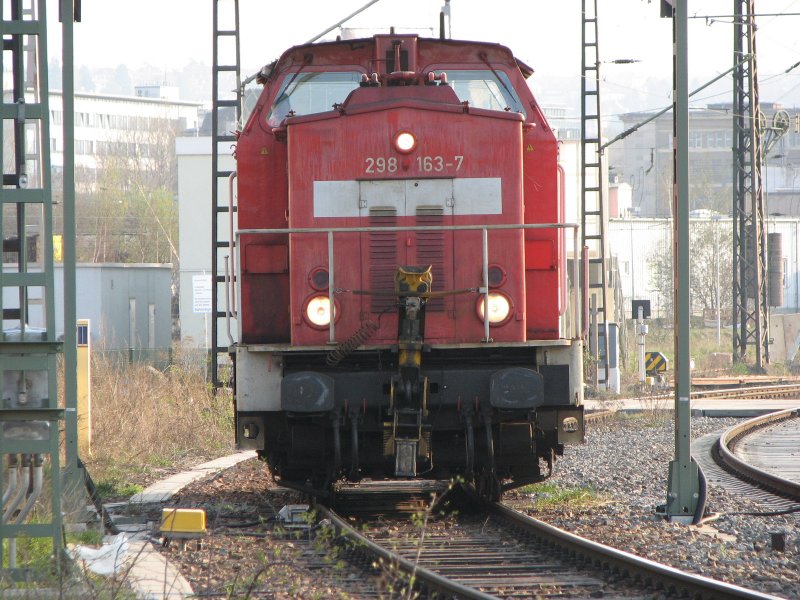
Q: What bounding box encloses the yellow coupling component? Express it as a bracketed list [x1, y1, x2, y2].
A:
[398, 345, 423, 368]
[395, 265, 433, 295]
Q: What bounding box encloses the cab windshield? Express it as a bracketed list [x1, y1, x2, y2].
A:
[267, 71, 362, 125]
[439, 70, 526, 116]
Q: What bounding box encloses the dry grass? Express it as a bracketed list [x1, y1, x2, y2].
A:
[83, 350, 235, 498]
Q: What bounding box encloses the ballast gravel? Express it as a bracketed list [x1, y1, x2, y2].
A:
[506, 412, 799, 599]
[157, 412, 799, 598]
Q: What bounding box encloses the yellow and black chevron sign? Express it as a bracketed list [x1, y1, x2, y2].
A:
[645, 351, 668, 375]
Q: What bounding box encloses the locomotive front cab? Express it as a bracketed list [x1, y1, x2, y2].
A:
[234, 35, 584, 499]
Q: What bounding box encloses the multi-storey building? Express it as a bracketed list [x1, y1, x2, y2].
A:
[611, 102, 800, 217]
[47, 85, 201, 189]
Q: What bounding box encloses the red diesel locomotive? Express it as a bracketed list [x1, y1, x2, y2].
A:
[233, 33, 584, 499]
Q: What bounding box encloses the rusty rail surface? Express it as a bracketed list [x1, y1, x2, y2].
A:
[717, 408, 800, 500]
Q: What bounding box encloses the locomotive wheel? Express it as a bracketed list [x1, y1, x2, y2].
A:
[476, 469, 502, 502]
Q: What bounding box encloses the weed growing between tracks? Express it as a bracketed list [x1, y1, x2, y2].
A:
[363, 482, 463, 599]
[518, 482, 613, 511]
[83, 349, 235, 500]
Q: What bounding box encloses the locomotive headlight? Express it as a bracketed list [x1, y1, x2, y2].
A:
[394, 130, 416, 154]
[477, 292, 512, 325]
[305, 295, 334, 328]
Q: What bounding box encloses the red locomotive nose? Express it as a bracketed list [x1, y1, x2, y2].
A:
[232, 33, 584, 499]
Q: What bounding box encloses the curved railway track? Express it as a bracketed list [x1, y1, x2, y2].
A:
[693, 383, 800, 401]
[714, 408, 800, 502]
[632, 382, 800, 404]
[317, 483, 780, 599]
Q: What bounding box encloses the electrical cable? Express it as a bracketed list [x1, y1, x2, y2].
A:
[77, 457, 121, 535]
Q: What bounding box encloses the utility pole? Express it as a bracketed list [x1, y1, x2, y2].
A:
[664, 0, 700, 523]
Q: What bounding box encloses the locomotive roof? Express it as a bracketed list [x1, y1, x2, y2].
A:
[257, 36, 534, 84]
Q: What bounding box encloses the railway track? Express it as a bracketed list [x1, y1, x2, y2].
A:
[138, 400, 799, 598]
[714, 408, 800, 503]
[693, 383, 800, 401]
[634, 382, 800, 404]
[317, 482, 780, 599]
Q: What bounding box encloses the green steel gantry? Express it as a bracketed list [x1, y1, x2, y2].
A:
[0, 0, 79, 574]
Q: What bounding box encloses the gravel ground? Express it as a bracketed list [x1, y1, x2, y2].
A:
[161, 459, 381, 599]
[507, 412, 799, 599]
[157, 412, 799, 599]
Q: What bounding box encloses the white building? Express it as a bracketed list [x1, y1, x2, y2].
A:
[176, 137, 236, 348]
[48, 86, 201, 179]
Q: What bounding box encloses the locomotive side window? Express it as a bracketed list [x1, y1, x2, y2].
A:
[267, 71, 362, 125]
[437, 70, 526, 116]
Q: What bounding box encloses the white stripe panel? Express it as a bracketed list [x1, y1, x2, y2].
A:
[313, 178, 502, 217]
[453, 178, 502, 215]
[313, 180, 360, 217]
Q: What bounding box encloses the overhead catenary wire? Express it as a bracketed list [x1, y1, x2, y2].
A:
[600, 58, 750, 151]
[305, 0, 384, 44]
[599, 54, 800, 147]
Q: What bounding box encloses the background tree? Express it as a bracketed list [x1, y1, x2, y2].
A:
[648, 219, 733, 323]
[75, 110, 179, 264]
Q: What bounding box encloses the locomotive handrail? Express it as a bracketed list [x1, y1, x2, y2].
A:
[228, 172, 238, 318]
[237, 223, 579, 234]
[236, 222, 582, 343]
[226, 172, 238, 347]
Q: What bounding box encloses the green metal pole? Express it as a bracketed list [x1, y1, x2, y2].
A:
[61, 0, 80, 485]
[666, 0, 700, 523]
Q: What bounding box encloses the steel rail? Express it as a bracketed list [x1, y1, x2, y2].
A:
[693, 383, 800, 400]
[631, 383, 800, 405]
[319, 484, 781, 599]
[315, 502, 497, 599]
[584, 409, 616, 422]
[488, 501, 781, 600]
[717, 408, 800, 499]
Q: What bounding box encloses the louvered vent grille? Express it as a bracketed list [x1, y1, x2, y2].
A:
[369, 208, 398, 312]
[415, 207, 445, 312]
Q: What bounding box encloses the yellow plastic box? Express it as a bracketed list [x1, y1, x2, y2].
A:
[161, 508, 207, 537]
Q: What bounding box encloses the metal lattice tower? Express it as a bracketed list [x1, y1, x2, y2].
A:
[1, 0, 75, 572]
[211, 0, 242, 387]
[732, 0, 768, 368]
[581, 0, 610, 386]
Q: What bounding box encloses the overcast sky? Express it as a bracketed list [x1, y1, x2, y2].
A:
[58, 0, 800, 112]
